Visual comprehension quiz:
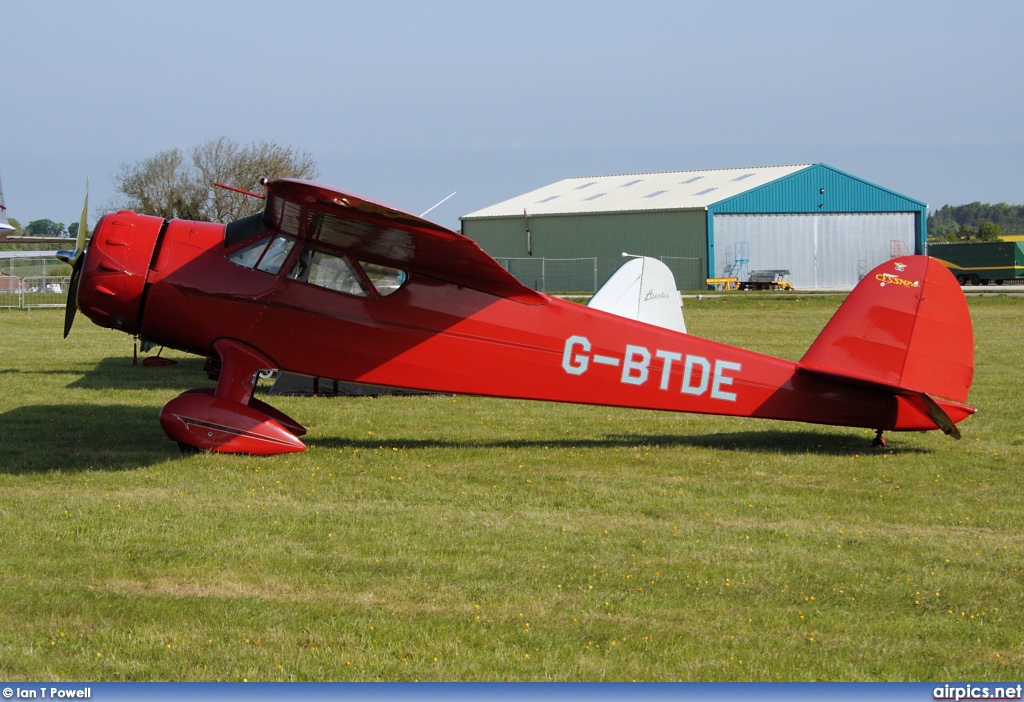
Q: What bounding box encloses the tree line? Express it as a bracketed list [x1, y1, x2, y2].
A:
[927, 203, 1024, 242]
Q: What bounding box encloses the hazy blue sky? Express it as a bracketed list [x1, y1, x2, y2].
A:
[3, 0, 1022, 230]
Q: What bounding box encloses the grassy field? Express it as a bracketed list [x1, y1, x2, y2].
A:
[0, 296, 1022, 681]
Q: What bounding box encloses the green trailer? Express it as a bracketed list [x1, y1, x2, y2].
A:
[927, 241, 1024, 285]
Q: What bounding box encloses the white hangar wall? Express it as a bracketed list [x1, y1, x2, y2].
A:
[713, 212, 916, 288]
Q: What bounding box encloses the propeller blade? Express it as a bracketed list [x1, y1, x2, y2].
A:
[59, 179, 89, 338]
[75, 179, 89, 253]
[63, 257, 82, 338]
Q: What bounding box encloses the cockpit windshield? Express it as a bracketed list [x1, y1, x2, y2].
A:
[226, 236, 272, 268]
[226, 234, 296, 274]
[256, 235, 296, 275]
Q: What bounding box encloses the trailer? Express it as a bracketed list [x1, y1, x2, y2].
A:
[928, 241, 1024, 285]
[739, 269, 793, 291]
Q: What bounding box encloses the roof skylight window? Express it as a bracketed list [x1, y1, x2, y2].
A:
[680, 176, 704, 184]
[538, 195, 559, 203]
[584, 193, 606, 201]
[732, 173, 755, 181]
[643, 190, 668, 198]
[574, 181, 597, 190]
[695, 187, 718, 196]
[620, 179, 643, 187]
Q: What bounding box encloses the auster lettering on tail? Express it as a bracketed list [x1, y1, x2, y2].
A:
[561, 336, 741, 401]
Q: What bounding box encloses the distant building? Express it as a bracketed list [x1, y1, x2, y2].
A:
[0, 273, 19, 292]
[461, 163, 926, 290]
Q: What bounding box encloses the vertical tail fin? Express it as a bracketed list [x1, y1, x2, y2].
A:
[800, 256, 974, 404]
[0, 171, 15, 233]
[588, 256, 686, 333]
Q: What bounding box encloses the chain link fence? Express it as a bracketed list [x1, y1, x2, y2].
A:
[658, 256, 705, 291]
[495, 257, 598, 294]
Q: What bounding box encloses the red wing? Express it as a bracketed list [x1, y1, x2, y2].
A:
[263, 179, 545, 304]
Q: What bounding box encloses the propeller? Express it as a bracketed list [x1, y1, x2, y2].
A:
[56, 179, 89, 338]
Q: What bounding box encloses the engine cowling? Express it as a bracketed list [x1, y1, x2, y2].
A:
[78, 211, 164, 334]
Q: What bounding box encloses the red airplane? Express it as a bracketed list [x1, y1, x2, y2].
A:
[59, 178, 975, 455]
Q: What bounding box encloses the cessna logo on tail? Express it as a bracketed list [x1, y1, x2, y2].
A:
[875, 272, 920, 288]
[561, 335, 741, 401]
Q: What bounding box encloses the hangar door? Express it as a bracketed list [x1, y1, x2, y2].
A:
[713, 213, 915, 289]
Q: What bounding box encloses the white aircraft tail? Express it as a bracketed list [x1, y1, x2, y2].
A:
[0, 172, 14, 232]
[588, 256, 686, 333]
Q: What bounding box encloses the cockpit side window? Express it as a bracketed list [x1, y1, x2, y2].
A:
[360, 261, 408, 297]
[288, 247, 368, 297]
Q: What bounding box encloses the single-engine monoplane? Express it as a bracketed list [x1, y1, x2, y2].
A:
[60, 179, 975, 455]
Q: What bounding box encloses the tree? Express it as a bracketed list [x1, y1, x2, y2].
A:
[111, 138, 320, 223]
[24, 219, 66, 237]
[112, 148, 206, 221]
[193, 137, 319, 222]
[976, 221, 1003, 241]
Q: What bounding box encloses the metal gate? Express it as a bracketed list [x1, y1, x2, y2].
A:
[0, 276, 23, 309]
[20, 275, 70, 308]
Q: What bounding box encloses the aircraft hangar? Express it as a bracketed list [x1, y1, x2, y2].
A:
[460, 163, 927, 291]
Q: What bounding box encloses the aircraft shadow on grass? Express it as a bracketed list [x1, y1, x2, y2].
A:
[307, 427, 930, 456]
[0, 403, 177, 474]
[66, 356, 210, 392]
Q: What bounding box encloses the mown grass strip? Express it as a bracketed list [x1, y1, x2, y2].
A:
[0, 299, 1021, 680]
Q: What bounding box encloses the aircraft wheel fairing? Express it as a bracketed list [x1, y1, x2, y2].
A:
[160, 391, 306, 455]
[178, 387, 307, 437]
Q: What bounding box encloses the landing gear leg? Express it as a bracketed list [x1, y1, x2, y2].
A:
[871, 429, 887, 448]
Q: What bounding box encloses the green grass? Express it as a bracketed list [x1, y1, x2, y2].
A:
[0, 297, 1022, 681]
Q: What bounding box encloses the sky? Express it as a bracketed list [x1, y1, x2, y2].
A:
[2, 0, 1023, 232]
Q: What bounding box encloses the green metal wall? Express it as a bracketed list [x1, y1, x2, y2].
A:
[462, 209, 708, 291]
